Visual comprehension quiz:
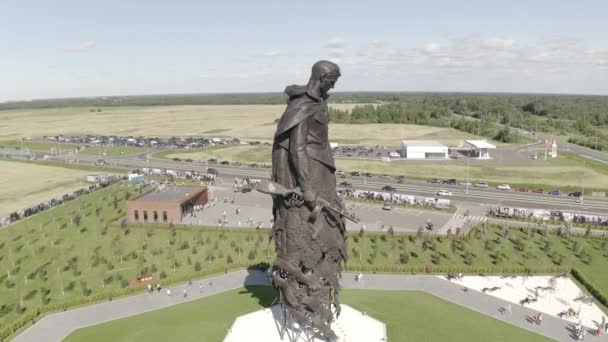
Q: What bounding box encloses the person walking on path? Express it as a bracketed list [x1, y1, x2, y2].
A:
[506, 304, 511, 316]
[156, 283, 161, 292]
[166, 288, 171, 297]
[183, 288, 188, 298]
[147, 284, 152, 294]
[199, 283, 203, 294]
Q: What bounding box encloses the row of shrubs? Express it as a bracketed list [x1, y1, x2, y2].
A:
[488, 214, 608, 231]
[343, 263, 570, 275]
[571, 268, 608, 309]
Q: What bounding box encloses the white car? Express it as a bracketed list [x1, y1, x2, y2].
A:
[437, 190, 453, 197]
[474, 182, 488, 188]
[497, 184, 511, 191]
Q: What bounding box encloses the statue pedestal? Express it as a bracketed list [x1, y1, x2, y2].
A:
[223, 304, 386, 342]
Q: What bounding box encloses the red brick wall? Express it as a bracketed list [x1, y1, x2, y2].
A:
[125, 187, 208, 225]
[126, 201, 181, 224]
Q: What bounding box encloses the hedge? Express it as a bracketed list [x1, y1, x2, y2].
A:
[571, 268, 608, 308]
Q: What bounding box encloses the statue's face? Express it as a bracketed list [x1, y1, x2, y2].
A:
[320, 73, 339, 96]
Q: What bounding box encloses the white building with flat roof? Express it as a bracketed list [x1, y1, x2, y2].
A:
[465, 140, 496, 159]
[400, 141, 448, 160]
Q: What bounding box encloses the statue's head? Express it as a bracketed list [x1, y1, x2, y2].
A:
[306, 60, 341, 100]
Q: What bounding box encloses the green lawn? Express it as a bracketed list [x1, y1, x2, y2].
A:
[0, 157, 125, 174]
[155, 143, 608, 193]
[0, 140, 81, 152]
[79, 146, 146, 156]
[153, 145, 272, 165]
[63, 287, 551, 342]
[1, 181, 607, 339]
[335, 152, 608, 194]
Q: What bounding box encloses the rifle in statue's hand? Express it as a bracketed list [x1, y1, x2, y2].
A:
[257, 180, 359, 238]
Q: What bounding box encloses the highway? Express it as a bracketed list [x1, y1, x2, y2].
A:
[4, 149, 607, 213]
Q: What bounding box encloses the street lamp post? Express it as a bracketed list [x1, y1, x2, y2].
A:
[466, 153, 470, 194]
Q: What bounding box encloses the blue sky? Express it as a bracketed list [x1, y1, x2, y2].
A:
[2, 0, 608, 101]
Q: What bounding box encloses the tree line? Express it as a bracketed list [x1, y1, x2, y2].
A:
[328, 94, 608, 148]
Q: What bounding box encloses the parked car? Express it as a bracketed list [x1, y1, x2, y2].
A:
[241, 188, 252, 193]
[339, 181, 353, 188]
[496, 184, 511, 191]
[443, 178, 457, 185]
[514, 187, 529, 192]
[474, 181, 488, 188]
[382, 202, 393, 210]
[437, 190, 453, 197]
[335, 170, 345, 177]
[459, 181, 472, 187]
[208, 158, 217, 164]
[382, 185, 397, 192]
[249, 163, 258, 168]
[172, 157, 181, 162]
[568, 191, 583, 198]
[220, 160, 230, 165]
[381, 174, 391, 180]
[531, 154, 538, 160]
[548, 189, 563, 196]
[207, 168, 218, 175]
[532, 188, 545, 194]
[364, 172, 373, 178]
[184, 158, 193, 162]
[232, 161, 241, 166]
[428, 178, 441, 184]
[351, 171, 361, 177]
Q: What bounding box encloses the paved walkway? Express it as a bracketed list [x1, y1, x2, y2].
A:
[13, 270, 608, 342]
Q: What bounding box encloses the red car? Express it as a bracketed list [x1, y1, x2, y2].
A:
[532, 188, 545, 194]
[514, 187, 529, 192]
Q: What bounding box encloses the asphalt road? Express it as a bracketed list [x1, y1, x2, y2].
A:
[3, 149, 607, 213]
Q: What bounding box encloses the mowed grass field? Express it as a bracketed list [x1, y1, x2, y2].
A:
[0, 140, 81, 152]
[63, 286, 551, 342]
[0, 160, 92, 217]
[157, 143, 608, 192]
[0, 105, 494, 147]
[79, 146, 147, 156]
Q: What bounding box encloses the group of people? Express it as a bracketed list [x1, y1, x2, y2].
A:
[0, 175, 123, 227]
[146, 283, 162, 294]
[147, 278, 214, 298]
[446, 272, 463, 281]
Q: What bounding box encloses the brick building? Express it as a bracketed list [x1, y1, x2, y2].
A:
[126, 186, 208, 224]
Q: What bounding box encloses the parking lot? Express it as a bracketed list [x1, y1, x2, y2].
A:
[181, 185, 452, 233]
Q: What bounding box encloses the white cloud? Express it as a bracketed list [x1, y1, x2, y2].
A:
[423, 43, 441, 53]
[324, 36, 346, 49]
[481, 37, 515, 49]
[199, 74, 209, 79]
[328, 49, 345, 58]
[261, 50, 284, 57]
[370, 38, 385, 48]
[64, 41, 96, 52]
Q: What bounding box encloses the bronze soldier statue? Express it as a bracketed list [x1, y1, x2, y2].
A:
[267, 60, 347, 341]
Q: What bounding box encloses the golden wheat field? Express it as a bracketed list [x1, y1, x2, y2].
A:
[0, 160, 92, 217]
[0, 105, 483, 147]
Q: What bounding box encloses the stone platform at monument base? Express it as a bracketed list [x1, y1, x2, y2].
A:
[223, 304, 387, 342]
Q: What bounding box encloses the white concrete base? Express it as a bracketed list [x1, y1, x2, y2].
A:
[440, 275, 606, 328]
[223, 304, 387, 342]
